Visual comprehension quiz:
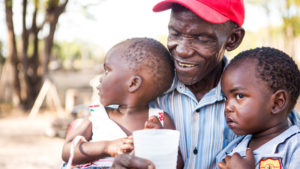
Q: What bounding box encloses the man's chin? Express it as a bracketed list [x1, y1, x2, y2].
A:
[177, 76, 198, 86]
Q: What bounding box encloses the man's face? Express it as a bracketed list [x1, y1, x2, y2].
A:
[167, 8, 232, 85]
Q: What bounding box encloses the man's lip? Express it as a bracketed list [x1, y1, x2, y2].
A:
[174, 59, 199, 68]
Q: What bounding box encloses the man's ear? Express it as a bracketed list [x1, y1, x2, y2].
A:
[225, 27, 245, 51]
[128, 75, 143, 93]
[271, 90, 289, 115]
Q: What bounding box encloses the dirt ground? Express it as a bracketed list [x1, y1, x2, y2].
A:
[0, 111, 65, 169]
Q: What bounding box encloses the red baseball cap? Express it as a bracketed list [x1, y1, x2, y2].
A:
[153, 0, 245, 27]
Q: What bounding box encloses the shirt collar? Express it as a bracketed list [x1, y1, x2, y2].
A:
[165, 57, 229, 104]
[231, 125, 300, 157]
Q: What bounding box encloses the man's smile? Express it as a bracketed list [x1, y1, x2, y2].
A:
[178, 62, 198, 68]
[174, 58, 200, 69]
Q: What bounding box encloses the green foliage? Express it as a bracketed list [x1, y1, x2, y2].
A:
[5, 0, 13, 7]
[46, 0, 59, 7]
[51, 40, 105, 70]
[287, 0, 300, 6]
[0, 41, 4, 64]
[283, 16, 300, 36]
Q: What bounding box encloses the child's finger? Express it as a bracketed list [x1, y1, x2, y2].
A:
[144, 121, 152, 129]
[245, 148, 255, 163]
[144, 121, 162, 129]
[217, 161, 226, 169]
[224, 155, 231, 163]
[148, 116, 160, 123]
[144, 116, 163, 129]
[119, 144, 134, 154]
[123, 137, 133, 144]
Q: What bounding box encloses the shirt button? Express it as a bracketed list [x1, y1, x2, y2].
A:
[196, 109, 200, 113]
[193, 147, 198, 155]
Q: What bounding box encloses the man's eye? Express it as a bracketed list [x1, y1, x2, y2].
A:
[236, 94, 244, 100]
[169, 29, 179, 37]
[197, 36, 215, 44]
[198, 36, 210, 41]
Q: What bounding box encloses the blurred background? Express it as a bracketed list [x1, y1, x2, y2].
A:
[0, 0, 299, 168]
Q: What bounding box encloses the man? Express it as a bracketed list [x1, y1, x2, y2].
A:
[112, 0, 300, 168]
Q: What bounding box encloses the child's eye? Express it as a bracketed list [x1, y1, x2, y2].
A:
[103, 64, 109, 74]
[236, 94, 244, 100]
[103, 66, 109, 74]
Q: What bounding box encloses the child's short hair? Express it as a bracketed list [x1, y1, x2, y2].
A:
[228, 47, 300, 110]
[113, 37, 174, 99]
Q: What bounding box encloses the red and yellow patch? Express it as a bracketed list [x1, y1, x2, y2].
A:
[259, 158, 281, 169]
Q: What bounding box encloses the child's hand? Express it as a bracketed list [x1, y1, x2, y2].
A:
[144, 116, 163, 129]
[218, 148, 255, 169]
[107, 136, 134, 157]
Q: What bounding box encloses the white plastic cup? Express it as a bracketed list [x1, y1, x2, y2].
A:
[133, 129, 180, 169]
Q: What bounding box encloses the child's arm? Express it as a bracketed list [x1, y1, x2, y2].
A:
[61, 116, 134, 165]
[218, 148, 255, 169]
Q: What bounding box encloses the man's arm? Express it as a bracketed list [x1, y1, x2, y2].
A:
[111, 154, 155, 169]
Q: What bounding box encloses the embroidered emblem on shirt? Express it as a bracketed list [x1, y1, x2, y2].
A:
[259, 158, 281, 169]
[158, 112, 164, 121]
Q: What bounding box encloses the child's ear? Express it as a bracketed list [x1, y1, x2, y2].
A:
[128, 75, 142, 93]
[271, 89, 288, 115]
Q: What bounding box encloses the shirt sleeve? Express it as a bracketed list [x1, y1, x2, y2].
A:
[287, 147, 300, 169]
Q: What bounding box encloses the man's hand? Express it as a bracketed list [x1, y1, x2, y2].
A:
[111, 154, 155, 169]
[218, 148, 255, 169]
[144, 116, 163, 129]
[107, 136, 134, 157]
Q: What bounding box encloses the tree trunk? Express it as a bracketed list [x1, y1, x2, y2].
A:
[43, 0, 69, 75]
[4, 0, 69, 110]
[20, 0, 34, 108]
[5, 0, 21, 105]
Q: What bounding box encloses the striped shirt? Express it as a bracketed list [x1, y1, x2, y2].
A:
[151, 75, 235, 169]
[150, 59, 300, 169]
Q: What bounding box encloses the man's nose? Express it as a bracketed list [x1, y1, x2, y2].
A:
[174, 38, 194, 58]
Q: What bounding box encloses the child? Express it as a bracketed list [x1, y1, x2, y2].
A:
[217, 47, 300, 169]
[61, 38, 181, 168]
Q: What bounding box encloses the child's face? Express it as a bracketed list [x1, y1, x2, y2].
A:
[97, 48, 132, 106]
[221, 60, 274, 135]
